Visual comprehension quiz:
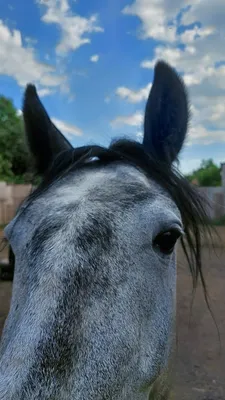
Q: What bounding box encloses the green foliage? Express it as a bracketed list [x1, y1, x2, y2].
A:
[0, 95, 35, 183]
[185, 159, 221, 187]
[210, 215, 225, 226]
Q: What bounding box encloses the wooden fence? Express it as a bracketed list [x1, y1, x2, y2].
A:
[0, 182, 33, 225]
[197, 186, 225, 220]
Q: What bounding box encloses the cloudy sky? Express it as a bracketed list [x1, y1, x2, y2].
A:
[0, 0, 225, 174]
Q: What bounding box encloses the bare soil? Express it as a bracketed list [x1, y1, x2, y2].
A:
[175, 235, 225, 399]
[0, 228, 225, 399]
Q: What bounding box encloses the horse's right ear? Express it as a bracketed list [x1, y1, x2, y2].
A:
[143, 61, 189, 165]
[23, 85, 73, 175]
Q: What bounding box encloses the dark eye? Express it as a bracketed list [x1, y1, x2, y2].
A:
[153, 229, 181, 255]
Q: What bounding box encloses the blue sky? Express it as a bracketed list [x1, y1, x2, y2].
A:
[0, 0, 225, 174]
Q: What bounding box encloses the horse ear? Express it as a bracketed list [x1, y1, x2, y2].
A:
[23, 84, 73, 175]
[143, 60, 189, 164]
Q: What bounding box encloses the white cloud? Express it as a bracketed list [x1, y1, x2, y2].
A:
[136, 131, 143, 139]
[111, 111, 143, 127]
[186, 125, 225, 146]
[141, 47, 182, 70]
[181, 0, 225, 27]
[90, 54, 99, 62]
[140, 43, 223, 90]
[122, 0, 187, 42]
[38, 87, 55, 97]
[122, 0, 225, 146]
[38, 0, 103, 55]
[115, 82, 151, 103]
[0, 19, 65, 91]
[16, 109, 22, 117]
[52, 117, 82, 137]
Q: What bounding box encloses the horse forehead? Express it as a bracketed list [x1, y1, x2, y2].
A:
[50, 163, 167, 205]
[39, 164, 180, 228]
[14, 163, 178, 225]
[5, 164, 180, 247]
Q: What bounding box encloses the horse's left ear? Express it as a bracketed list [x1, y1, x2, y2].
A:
[143, 60, 189, 164]
[23, 85, 73, 175]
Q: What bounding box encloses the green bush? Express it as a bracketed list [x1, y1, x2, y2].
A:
[185, 159, 221, 187]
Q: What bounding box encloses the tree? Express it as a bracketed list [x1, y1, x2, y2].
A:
[0, 95, 33, 183]
[185, 159, 221, 187]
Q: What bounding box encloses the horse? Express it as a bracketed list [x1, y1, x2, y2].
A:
[0, 60, 209, 399]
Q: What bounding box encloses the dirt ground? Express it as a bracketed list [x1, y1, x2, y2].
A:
[0, 228, 224, 399]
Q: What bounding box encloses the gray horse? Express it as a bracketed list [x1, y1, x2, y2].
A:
[0, 61, 208, 399]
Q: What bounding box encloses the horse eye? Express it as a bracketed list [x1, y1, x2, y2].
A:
[153, 229, 181, 255]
